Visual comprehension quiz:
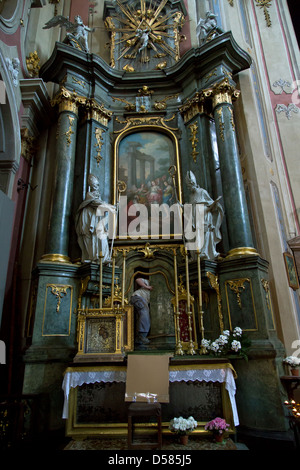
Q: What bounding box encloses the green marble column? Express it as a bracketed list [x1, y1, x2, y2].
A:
[207, 79, 257, 258]
[42, 88, 79, 263]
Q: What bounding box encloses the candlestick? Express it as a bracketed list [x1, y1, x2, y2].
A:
[185, 248, 196, 355]
[99, 251, 103, 309]
[111, 251, 116, 309]
[197, 249, 206, 354]
[121, 249, 126, 308]
[173, 247, 183, 355]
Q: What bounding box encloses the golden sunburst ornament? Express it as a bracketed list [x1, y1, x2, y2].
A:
[105, 0, 185, 71]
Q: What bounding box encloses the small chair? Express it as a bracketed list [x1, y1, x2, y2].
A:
[127, 402, 162, 450]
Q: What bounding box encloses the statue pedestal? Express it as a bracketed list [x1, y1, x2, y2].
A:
[22, 260, 122, 430]
[219, 254, 287, 433]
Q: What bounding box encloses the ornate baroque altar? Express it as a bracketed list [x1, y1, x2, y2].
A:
[22, 0, 287, 437]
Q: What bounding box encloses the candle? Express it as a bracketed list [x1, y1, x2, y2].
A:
[99, 251, 103, 309]
[121, 249, 126, 308]
[173, 247, 183, 355]
[197, 249, 206, 354]
[111, 251, 116, 308]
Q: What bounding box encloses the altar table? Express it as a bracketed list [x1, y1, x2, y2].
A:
[62, 362, 239, 426]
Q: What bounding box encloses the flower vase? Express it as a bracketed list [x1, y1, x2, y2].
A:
[179, 435, 189, 445]
[213, 433, 224, 443]
[291, 368, 299, 377]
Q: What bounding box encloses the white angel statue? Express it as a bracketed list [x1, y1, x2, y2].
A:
[43, 15, 94, 53]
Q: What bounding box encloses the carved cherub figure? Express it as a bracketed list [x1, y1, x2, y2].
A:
[43, 15, 94, 52]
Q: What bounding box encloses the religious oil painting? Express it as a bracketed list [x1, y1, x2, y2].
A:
[283, 252, 299, 290]
[117, 130, 182, 240]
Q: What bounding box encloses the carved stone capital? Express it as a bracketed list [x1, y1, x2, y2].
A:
[84, 98, 112, 126]
[51, 86, 83, 115]
[203, 78, 240, 109]
[179, 92, 206, 122]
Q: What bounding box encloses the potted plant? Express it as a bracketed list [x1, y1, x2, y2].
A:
[283, 356, 300, 376]
[169, 416, 197, 445]
[201, 327, 250, 360]
[204, 417, 230, 442]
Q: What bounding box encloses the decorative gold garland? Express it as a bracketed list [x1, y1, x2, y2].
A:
[255, 0, 273, 28]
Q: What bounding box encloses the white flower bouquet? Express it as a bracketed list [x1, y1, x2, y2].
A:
[169, 416, 198, 436]
[200, 327, 250, 360]
[283, 355, 300, 369]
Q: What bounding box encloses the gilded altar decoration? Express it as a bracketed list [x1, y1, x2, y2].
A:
[207, 272, 224, 332]
[189, 122, 199, 163]
[226, 278, 250, 309]
[112, 96, 136, 112]
[154, 93, 179, 110]
[255, 0, 273, 28]
[114, 114, 178, 136]
[51, 87, 112, 125]
[72, 76, 85, 89]
[113, 86, 178, 114]
[261, 278, 271, 310]
[136, 85, 154, 112]
[26, 51, 40, 78]
[94, 127, 104, 165]
[51, 86, 83, 114]
[204, 78, 241, 109]
[204, 68, 217, 84]
[104, 0, 186, 71]
[64, 115, 75, 147]
[179, 92, 205, 122]
[48, 284, 70, 313]
[171, 274, 197, 355]
[75, 306, 132, 358]
[228, 107, 235, 132]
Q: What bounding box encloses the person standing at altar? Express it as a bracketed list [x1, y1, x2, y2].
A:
[130, 277, 153, 345]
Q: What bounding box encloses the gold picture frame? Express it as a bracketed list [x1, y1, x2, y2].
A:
[113, 125, 183, 241]
[74, 305, 134, 361]
[283, 252, 299, 290]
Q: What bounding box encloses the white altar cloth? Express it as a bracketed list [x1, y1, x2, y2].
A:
[62, 364, 239, 425]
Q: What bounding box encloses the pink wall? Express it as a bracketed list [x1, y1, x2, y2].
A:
[69, 0, 89, 24]
[180, 0, 192, 57]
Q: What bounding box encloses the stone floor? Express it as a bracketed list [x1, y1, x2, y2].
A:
[64, 436, 240, 451]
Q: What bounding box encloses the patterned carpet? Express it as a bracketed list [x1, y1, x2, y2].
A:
[64, 436, 238, 451]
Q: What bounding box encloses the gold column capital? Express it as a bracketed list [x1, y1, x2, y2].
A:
[203, 78, 241, 109]
[84, 98, 112, 126]
[51, 86, 83, 115]
[179, 92, 206, 122]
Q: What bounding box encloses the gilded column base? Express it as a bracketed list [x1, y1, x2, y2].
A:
[40, 253, 72, 263]
[225, 247, 259, 259]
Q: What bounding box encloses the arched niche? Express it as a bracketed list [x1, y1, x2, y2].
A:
[121, 246, 176, 349]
